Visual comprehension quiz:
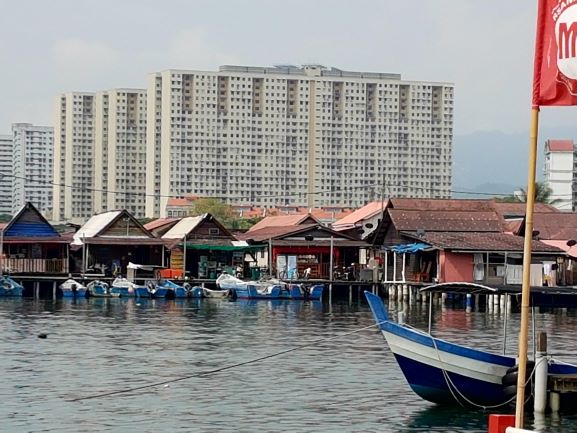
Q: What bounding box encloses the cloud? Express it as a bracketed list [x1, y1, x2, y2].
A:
[167, 29, 240, 70]
[51, 38, 118, 74]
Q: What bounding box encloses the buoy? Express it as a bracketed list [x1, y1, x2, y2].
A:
[37, 333, 47, 339]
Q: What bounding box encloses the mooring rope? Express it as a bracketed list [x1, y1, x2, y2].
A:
[68, 320, 386, 402]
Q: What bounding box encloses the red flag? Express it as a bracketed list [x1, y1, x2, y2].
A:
[533, 0, 577, 106]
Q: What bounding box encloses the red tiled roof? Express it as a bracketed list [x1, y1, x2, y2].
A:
[247, 214, 319, 232]
[389, 209, 503, 232]
[167, 198, 192, 207]
[405, 231, 562, 253]
[532, 212, 577, 239]
[547, 139, 574, 152]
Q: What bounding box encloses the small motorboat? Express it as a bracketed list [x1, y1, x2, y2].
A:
[217, 274, 323, 300]
[59, 279, 88, 298]
[110, 277, 150, 298]
[86, 280, 117, 297]
[150, 279, 199, 299]
[0, 276, 23, 297]
[201, 286, 229, 299]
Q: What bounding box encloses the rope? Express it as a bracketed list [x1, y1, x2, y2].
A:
[68, 320, 386, 402]
[427, 328, 542, 410]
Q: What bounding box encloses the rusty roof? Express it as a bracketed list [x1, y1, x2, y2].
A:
[144, 218, 179, 231]
[389, 209, 503, 232]
[493, 202, 558, 218]
[403, 231, 562, 253]
[531, 212, 577, 239]
[332, 200, 388, 229]
[390, 198, 495, 211]
[247, 214, 319, 232]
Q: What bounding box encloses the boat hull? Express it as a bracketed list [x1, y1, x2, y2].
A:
[61, 288, 88, 298]
[234, 284, 323, 300]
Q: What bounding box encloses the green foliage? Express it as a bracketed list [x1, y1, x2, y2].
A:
[495, 182, 560, 205]
[190, 198, 237, 228]
[517, 182, 561, 205]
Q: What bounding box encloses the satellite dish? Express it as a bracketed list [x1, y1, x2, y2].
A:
[567, 239, 577, 247]
[305, 235, 314, 242]
[365, 223, 373, 229]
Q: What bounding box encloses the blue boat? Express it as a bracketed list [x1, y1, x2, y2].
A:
[59, 279, 88, 298]
[365, 285, 577, 409]
[234, 283, 323, 300]
[0, 276, 23, 297]
[110, 277, 150, 298]
[151, 280, 203, 299]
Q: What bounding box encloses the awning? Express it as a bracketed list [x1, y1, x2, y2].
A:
[389, 242, 433, 254]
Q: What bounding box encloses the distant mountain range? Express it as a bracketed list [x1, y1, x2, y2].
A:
[453, 127, 577, 199]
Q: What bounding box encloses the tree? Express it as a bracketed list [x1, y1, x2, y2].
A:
[190, 198, 237, 228]
[516, 181, 561, 205]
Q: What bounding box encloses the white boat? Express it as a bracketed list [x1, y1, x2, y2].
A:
[59, 279, 87, 298]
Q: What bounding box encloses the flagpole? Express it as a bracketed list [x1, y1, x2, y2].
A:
[515, 106, 539, 427]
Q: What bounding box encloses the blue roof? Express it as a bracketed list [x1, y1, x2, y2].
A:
[389, 242, 431, 254]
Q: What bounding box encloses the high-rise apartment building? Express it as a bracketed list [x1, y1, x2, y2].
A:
[544, 139, 575, 211]
[0, 134, 12, 215]
[53, 90, 147, 222]
[94, 89, 147, 216]
[11, 123, 54, 215]
[53, 92, 95, 222]
[145, 65, 454, 218]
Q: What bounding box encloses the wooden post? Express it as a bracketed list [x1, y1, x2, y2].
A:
[515, 107, 540, 428]
[52, 281, 57, 300]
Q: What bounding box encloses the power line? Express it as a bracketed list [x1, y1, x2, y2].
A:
[3, 172, 575, 203]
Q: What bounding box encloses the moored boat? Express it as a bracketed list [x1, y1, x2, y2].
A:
[0, 276, 23, 297]
[150, 279, 200, 299]
[110, 277, 150, 298]
[86, 280, 117, 297]
[364, 285, 577, 409]
[201, 286, 230, 298]
[59, 279, 88, 298]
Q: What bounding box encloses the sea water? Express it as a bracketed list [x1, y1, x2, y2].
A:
[1, 295, 577, 432]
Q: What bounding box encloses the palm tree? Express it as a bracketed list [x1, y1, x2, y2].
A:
[516, 181, 561, 205]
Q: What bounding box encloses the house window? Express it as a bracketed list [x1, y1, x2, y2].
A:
[209, 228, 220, 235]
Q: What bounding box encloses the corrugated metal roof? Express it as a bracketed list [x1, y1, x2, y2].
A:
[493, 202, 558, 218]
[162, 215, 205, 239]
[247, 214, 319, 232]
[72, 211, 122, 245]
[332, 201, 387, 228]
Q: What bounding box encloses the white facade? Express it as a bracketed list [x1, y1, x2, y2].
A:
[53, 93, 95, 222]
[0, 135, 12, 215]
[94, 89, 147, 217]
[544, 139, 576, 211]
[146, 65, 454, 218]
[11, 123, 54, 215]
[54, 90, 148, 222]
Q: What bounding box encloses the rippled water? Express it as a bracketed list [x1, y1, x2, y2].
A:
[2, 295, 577, 432]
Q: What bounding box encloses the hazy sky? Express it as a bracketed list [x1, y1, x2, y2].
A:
[2, 0, 577, 136]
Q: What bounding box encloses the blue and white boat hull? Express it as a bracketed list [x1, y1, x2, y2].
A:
[0, 277, 24, 297]
[365, 291, 516, 407]
[61, 288, 88, 298]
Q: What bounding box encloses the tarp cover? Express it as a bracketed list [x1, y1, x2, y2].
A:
[390, 242, 431, 254]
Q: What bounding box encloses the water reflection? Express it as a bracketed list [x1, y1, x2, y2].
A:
[2, 297, 577, 432]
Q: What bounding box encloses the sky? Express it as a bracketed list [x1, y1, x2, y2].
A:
[1, 0, 576, 189]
